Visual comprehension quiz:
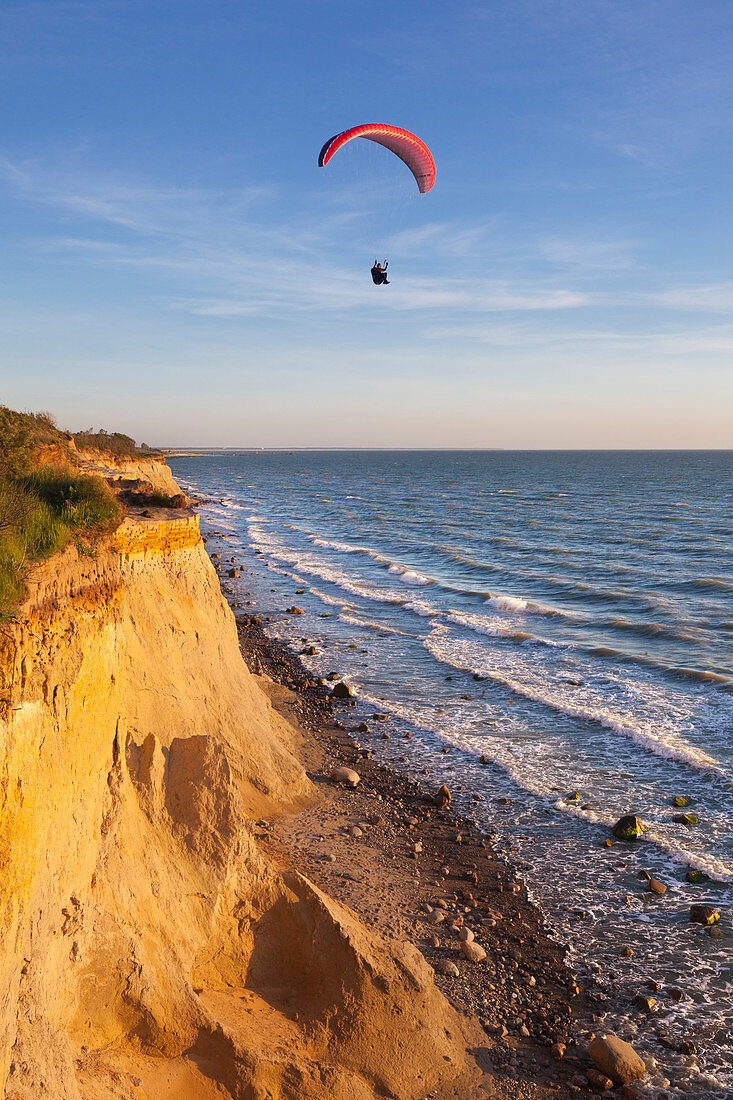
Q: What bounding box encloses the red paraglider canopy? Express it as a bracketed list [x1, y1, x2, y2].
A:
[318, 124, 436, 194]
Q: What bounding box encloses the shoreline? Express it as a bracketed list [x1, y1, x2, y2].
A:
[230, 610, 605, 1097]
[185, 445, 733, 1098]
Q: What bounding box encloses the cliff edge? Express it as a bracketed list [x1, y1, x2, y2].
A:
[0, 461, 486, 1099]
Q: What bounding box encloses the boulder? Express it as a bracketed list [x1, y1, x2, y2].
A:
[588, 1034, 646, 1085]
[647, 878, 667, 896]
[689, 904, 719, 925]
[460, 941, 486, 963]
[685, 869, 705, 883]
[435, 785, 451, 808]
[672, 795, 689, 807]
[612, 815, 645, 841]
[587, 1068, 614, 1091]
[285, 606, 304, 615]
[458, 927, 474, 943]
[331, 767, 360, 788]
[673, 813, 698, 825]
[435, 959, 460, 977]
[227, 567, 240, 577]
[331, 681, 354, 699]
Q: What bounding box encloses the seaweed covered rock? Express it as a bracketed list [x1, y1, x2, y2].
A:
[612, 815, 645, 841]
[673, 812, 699, 826]
[689, 905, 720, 926]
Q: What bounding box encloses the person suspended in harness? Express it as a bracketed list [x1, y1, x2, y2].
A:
[371, 259, 390, 285]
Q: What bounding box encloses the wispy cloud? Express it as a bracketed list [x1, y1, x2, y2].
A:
[6, 157, 732, 348]
[388, 219, 505, 258]
[0, 158, 278, 237]
[538, 236, 636, 272]
[425, 319, 733, 361]
[6, 159, 596, 319]
[653, 283, 733, 313]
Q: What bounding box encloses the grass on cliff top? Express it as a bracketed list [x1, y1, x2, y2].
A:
[0, 407, 123, 620]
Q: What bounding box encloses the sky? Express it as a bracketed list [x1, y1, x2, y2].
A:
[1, 0, 733, 448]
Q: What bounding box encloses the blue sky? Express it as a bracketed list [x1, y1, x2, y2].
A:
[1, 0, 732, 447]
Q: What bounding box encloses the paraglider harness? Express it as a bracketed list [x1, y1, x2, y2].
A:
[371, 259, 390, 285]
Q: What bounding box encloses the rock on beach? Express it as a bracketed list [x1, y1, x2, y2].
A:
[673, 812, 699, 825]
[588, 1034, 646, 1086]
[460, 940, 486, 963]
[689, 904, 720, 925]
[434, 959, 460, 977]
[330, 767, 360, 788]
[331, 681, 354, 699]
[434, 784, 451, 808]
[612, 815, 645, 841]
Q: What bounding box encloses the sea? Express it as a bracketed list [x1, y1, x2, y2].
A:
[169, 449, 733, 1098]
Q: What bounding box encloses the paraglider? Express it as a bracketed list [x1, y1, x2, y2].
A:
[318, 124, 435, 284]
[318, 124, 436, 193]
[371, 259, 389, 285]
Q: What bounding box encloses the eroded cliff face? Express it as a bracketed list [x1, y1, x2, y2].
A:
[73, 449, 182, 497]
[0, 478, 484, 1099]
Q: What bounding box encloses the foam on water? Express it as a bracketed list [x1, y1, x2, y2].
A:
[424, 632, 728, 776]
[485, 593, 528, 613]
[339, 612, 414, 638]
[446, 608, 554, 645]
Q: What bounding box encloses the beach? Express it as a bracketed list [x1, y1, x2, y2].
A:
[232, 610, 602, 1096]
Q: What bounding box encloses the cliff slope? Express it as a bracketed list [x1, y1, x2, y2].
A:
[0, 467, 486, 1099]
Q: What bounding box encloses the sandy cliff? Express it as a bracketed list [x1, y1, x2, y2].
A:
[73, 449, 182, 497]
[0, 466, 485, 1099]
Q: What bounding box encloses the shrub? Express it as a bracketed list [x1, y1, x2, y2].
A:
[0, 407, 59, 479]
[73, 429, 139, 458]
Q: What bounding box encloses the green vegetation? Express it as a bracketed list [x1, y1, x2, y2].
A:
[73, 429, 160, 457]
[0, 407, 122, 620]
[143, 490, 181, 508]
